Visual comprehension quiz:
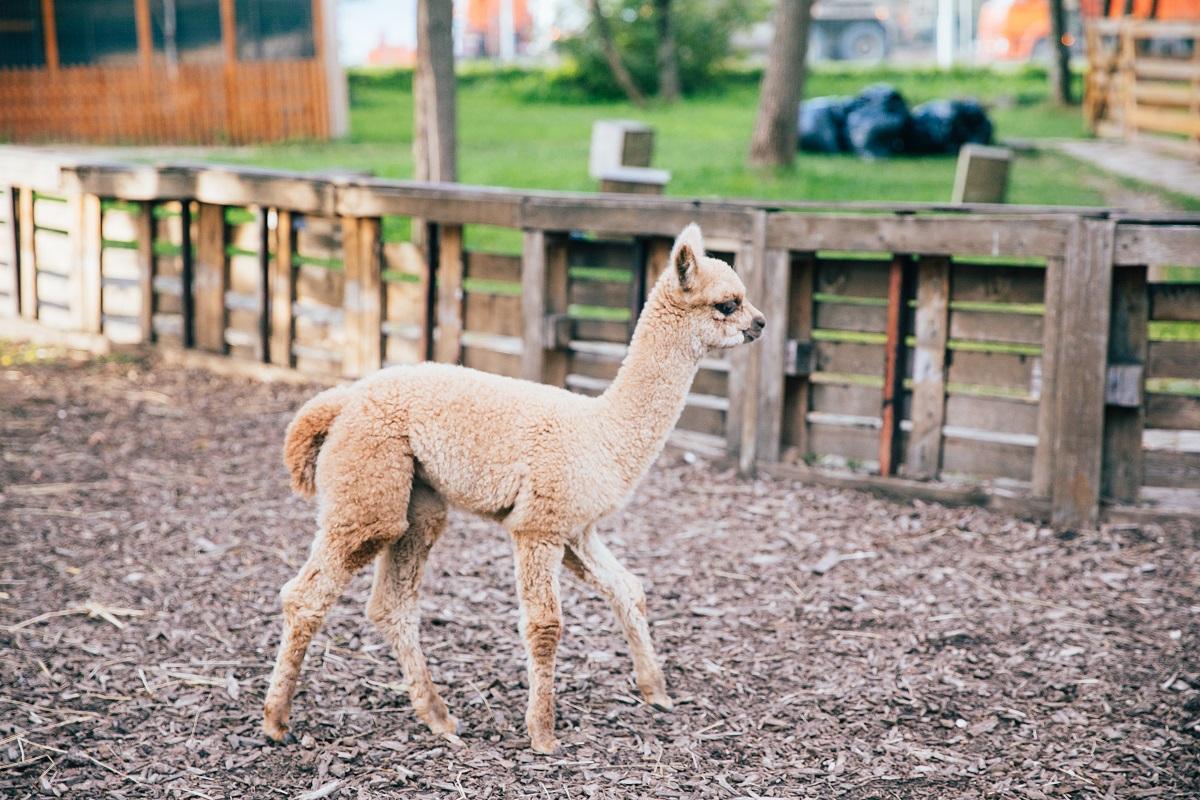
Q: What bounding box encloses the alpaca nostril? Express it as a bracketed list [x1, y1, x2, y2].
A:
[753, 316, 766, 331]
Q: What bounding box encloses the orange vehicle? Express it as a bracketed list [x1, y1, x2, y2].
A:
[978, 0, 1200, 61]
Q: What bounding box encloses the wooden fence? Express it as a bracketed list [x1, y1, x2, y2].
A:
[2, 148, 1198, 529]
[1085, 19, 1200, 159]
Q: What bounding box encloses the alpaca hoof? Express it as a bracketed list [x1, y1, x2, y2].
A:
[264, 725, 295, 745]
[427, 714, 460, 737]
[530, 735, 560, 755]
[649, 695, 674, 712]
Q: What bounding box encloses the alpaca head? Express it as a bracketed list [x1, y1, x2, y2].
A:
[663, 223, 766, 350]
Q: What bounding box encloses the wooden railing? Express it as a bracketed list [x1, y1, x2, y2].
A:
[1085, 19, 1200, 159]
[1, 148, 1198, 529]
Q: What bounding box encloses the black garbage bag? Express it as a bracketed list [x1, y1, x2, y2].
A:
[797, 96, 852, 153]
[844, 83, 910, 159]
[908, 99, 994, 154]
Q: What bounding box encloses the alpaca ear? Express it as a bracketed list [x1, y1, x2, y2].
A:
[671, 223, 704, 291]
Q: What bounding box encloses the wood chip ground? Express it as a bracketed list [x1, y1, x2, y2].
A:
[1, 354, 1198, 798]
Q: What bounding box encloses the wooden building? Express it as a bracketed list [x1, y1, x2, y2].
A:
[0, 0, 347, 144]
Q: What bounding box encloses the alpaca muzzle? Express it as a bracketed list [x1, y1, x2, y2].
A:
[743, 313, 766, 343]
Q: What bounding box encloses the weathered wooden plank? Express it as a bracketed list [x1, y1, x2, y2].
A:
[1148, 340, 1200, 380]
[943, 437, 1033, 482]
[34, 197, 74, 232]
[522, 197, 756, 241]
[1146, 393, 1200, 430]
[520, 230, 570, 386]
[807, 423, 888, 463]
[464, 292, 522, 338]
[567, 238, 636, 269]
[465, 251, 522, 283]
[814, 302, 887, 333]
[179, 201, 194, 348]
[1032, 251, 1066, 497]
[814, 340, 885, 376]
[951, 262, 1045, 305]
[1115, 224, 1200, 268]
[434, 224, 465, 364]
[35, 270, 73, 307]
[77, 194, 103, 333]
[879, 255, 911, 477]
[1, 188, 20, 318]
[906, 256, 950, 480]
[341, 216, 383, 377]
[811, 382, 882, 418]
[1051, 219, 1115, 530]
[731, 211, 765, 469]
[463, 344, 521, 378]
[947, 349, 1037, 391]
[572, 318, 629, 344]
[1143, 449, 1200, 489]
[33, 229, 71, 273]
[949, 309, 1044, 345]
[1149, 283, 1200, 322]
[295, 222, 341, 264]
[1103, 266, 1148, 503]
[269, 210, 295, 366]
[945, 394, 1040, 436]
[101, 246, 140, 281]
[783, 254, 816, 455]
[815, 259, 890, 298]
[569, 279, 630, 310]
[767, 213, 1070, 258]
[138, 203, 157, 341]
[755, 248, 791, 462]
[194, 203, 227, 353]
[102, 207, 139, 242]
[18, 188, 36, 319]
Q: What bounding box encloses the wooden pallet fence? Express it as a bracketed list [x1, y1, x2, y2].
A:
[1, 152, 1199, 528]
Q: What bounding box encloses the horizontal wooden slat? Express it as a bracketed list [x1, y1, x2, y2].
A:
[942, 438, 1033, 481]
[101, 283, 140, 317]
[1148, 340, 1200, 380]
[465, 251, 522, 282]
[1149, 283, 1200, 321]
[34, 229, 72, 272]
[1129, 106, 1200, 138]
[101, 247, 139, 280]
[567, 238, 636, 269]
[947, 349, 1037, 391]
[816, 260, 889, 298]
[768, 214, 1069, 258]
[1146, 393, 1200, 430]
[1115, 225, 1200, 268]
[951, 262, 1045, 305]
[814, 340, 884, 376]
[949, 309, 1043, 345]
[34, 198, 73, 231]
[573, 318, 629, 344]
[295, 263, 343, 306]
[1133, 58, 1200, 82]
[1132, 83, 1197, 108]
[570, 279, 629, 309]
[295, 224, 340, 261]
[814, 302, 887, 333]
[945, 394, 1040, 437]
[464, 292, 522, 338]
[807, 423, 887, 462]
[36, 270, 72, 307]
[102, 208, 139, 241]
[810, 382, 882, 418]
[1143, 449, 1200, 489]
[463, 345, 521, 378]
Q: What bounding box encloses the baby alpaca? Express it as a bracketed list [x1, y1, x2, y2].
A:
[263, 223, 765, 754]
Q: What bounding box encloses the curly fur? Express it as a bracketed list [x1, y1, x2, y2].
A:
[262, 224, 766, 754]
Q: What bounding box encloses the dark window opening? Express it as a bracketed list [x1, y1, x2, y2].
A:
[152, 0, 223, 64]
[0, 1, 45, 68]
[55, 0, 140, 66]
[236, 0, 314, 61]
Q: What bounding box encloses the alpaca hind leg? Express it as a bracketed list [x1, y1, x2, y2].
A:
[366, 482, 458, 737]
[263, 534, 357, 741]
[512, 536, 565, 754]
[564, 531, 672, 710]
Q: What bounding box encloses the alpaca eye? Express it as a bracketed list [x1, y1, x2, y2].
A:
[715, 300, 738, 316]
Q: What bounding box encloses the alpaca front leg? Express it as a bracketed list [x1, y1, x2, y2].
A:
[263, 537, 354, 742]
[565, 533, 673, 711]
[512, 537, 565, 754]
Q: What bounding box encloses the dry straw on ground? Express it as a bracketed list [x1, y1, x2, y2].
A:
[1, 354, 1197, 798]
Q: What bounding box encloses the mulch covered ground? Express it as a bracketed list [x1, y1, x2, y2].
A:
[1, 349, 1198, 799]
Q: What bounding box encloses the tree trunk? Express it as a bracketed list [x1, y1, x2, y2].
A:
[414, 0, 457, 182]
[749, 0, 813, 167]
[588, 0, 646, 106]
[1048, 0, 1074, 105]
[655, 0, 681, 102]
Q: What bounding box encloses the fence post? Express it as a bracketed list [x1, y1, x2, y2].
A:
[137, 201, 156, 343]
[1050, 217, 1115, 529]
[194, 203, 227, 353]
[18, 187, 36, 320]
[433, 223, 464, 364]
[179, 200, 195, 348]
[341, 215, 383, 377]
[1, 187, 18, 318]
[1101, 264, 1148, 504]
[784, 253, 815, 459]
[76, 193, 103, 334]
[731, 210, 766, 471]
[269, 209, 295, 366]
[754, 247, 791, 464]
[520, 229, 569, 386]
[878, 254, 914, 477]
[905, 255, 951, 480]
[1032, 241, 1071, 498]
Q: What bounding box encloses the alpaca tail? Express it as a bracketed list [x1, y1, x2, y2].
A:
[283, 386, 350, 498]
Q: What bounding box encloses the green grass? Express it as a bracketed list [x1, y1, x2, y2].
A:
[174, 64, 1142, 214]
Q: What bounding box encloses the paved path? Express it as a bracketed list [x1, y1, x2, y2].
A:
[1053, 139, 1200, 201]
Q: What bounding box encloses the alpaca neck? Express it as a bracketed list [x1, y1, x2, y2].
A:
[598, 285, 702, 479]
